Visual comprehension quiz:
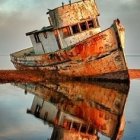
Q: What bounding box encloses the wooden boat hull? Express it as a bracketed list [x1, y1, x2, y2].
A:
[11, 20, 129, 81]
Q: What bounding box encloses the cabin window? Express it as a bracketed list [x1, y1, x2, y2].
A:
[63, 119, 71, 129]
[71, 24, 80, 34]
[88, 126, 94, 135]
[73, 122, 80, 130]
[34, 34, 40, 43]
[62, 26, 71, 38]
[35, 105, 41, 117]
[88, 20, 94, 28]
[80, 22, 87, 31]
[80, 124, 87, 133]
[43, 32, 47, 38]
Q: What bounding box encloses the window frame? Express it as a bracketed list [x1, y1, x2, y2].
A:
[34, 33, 41, 43]
[80, 21, 88, 31]
[62, 26, 71, 38]
[87, 20, 94, 29]
[61, 18, 99, 38]
[71, 24, 80, 35]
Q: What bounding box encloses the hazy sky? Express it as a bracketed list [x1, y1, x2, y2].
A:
[0, 0, 140, 56]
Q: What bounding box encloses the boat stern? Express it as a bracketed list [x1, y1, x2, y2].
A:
[113, 19, 125, 49]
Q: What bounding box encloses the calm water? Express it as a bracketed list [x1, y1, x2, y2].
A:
[0, 56, 140, 140]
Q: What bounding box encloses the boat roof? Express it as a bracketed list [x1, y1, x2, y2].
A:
[26, 26, 53, 36]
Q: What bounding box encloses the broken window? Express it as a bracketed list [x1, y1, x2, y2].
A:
[88, 20, 94, 28]
[43, 32, 47, 38]
[80, 22, 87, 31]
[34, 34, 40, 43]
[71, 24, 80, 34]
[62, 26, 71, 38]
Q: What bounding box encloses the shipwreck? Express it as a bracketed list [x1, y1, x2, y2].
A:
[10, 0, 129, 81]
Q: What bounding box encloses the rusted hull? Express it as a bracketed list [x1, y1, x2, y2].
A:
[57, 49, 129, 80]
[12, 50, 129, 81]
[11, 20, 129, 81]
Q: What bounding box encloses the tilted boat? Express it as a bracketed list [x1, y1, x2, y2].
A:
[10, 0, 129, 81]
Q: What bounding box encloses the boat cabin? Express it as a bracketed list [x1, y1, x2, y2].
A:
[26, 0, 101, 54]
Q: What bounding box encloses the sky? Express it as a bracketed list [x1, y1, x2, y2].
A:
[0, 0, 140, 58]
[0, 1, 140, 139]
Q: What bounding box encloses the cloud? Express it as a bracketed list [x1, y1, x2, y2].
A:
[0, 0, 42, 12]
[0, 0, 140, 57]
[0, 0, 67, 14]
[0, 0, 71, 29]
[0, 0, 50, 55]
[0, 0, 68, 50]
[118, 0, 139, 6]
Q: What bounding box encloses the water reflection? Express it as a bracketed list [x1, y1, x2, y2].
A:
[13, 80, 130, 140]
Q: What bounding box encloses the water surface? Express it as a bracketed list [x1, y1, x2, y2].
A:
[0, 80, 129, 140]
[0, 84, 53, 140]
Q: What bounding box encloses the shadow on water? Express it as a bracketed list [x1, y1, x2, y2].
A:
[12, 78, 130, 140]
